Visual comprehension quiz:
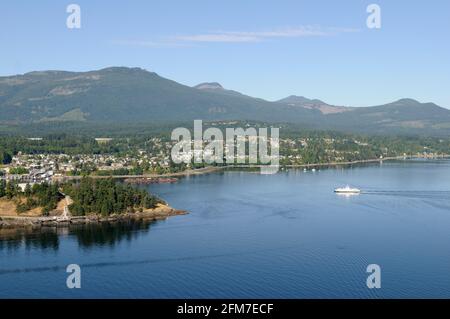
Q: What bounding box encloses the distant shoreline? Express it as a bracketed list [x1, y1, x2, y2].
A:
[281, 155, 450, 168]
[53, 154, 450, 182]
[53, 166, 223, 181]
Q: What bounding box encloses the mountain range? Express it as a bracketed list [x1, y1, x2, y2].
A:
[1, 67, 449, 135]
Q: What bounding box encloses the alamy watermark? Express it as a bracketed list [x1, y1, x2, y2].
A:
[171, 120, 280, 174]
[366, 264, 381, 289]
[66, 264, 81, 289]
[367, 4, 381, 29]
[64, 4, 380, 31]
[66, 4, 81, 29]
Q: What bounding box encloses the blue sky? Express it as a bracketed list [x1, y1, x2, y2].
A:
[1, 0, 449, 107]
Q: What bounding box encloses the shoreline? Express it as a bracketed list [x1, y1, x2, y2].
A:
[53, 166, 224, 181]
[53, 154, 450, 182]
[282, 155, 430, 168]
[233, 155, 450, 170]
[0, 203, 187, 229]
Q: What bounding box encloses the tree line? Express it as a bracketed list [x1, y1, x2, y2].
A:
[0, 178, 162, 217]
[63, 178, 162, 216]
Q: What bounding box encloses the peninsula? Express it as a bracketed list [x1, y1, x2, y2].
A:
[0, 177, 186, 229]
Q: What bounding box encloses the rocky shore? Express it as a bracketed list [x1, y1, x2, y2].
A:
[0, 204, 187, 229]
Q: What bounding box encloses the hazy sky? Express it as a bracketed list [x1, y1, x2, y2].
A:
[1, 0, 449, 107]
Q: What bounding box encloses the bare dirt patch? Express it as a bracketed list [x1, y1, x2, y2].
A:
[0, 199, 17, 217]
[0, 198, 67, 217]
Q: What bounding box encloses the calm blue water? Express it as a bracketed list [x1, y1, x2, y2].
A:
[2, 159, 450, 298]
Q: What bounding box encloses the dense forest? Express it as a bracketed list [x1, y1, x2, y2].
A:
[63, 178, 162, 216]
[0, 134, 129, 156]
[0, 151, 12, 164]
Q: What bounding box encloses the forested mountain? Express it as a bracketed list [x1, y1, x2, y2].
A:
[1, 67, 450, 135]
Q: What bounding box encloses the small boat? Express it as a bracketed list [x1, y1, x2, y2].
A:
[334, 185, 361, 194]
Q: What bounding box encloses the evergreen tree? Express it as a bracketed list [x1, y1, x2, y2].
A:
[0, 180, 6, 197]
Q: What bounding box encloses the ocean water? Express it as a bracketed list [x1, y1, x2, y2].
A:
[1, 159, 450, 298]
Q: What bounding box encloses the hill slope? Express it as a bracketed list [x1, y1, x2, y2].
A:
[0, 67, 317, 124]
[320, 99, 450, 134]
[277, 95, 353, 115]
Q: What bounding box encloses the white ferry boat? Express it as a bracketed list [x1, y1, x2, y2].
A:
[334, 185, 361, 194]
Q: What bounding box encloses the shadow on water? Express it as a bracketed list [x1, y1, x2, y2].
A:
[0, 219, 155, 252]
[0, 227, 59, 251]
[0, 244, 300, 276]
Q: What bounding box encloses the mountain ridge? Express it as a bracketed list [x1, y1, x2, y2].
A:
[1, 67, 449, 135]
